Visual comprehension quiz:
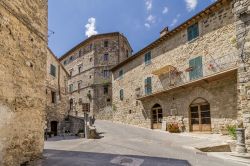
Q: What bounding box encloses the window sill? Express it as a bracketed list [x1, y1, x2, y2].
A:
[188, 36, 200, 44]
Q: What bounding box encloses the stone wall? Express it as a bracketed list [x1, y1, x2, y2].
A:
[233, 0, 250, 151]
[46, 49, 69, 136]
[60, 33, 132, 117]
[112, 1, 238, 132]
[0, 0, 47, 165]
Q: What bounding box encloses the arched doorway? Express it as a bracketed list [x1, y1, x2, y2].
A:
[51, 121, 58, 136]
[190, 98, 211, 132]
[151, 104, 163, 129]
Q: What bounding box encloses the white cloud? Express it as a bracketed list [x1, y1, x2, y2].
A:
[144, 23, 150, 28]
[185, 0, 198, 12]
[145, 0, 152, 11]
[85, 17, 98, 37]
[170, 14, 181, 27]
[146, 14, 156, 24]
[162, 7, 169, 14]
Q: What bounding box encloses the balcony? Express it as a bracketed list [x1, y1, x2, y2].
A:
[137, 53, 238, 100]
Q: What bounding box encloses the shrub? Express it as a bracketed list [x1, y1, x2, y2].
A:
[167, 123, 180, 133]
[227, 125, 236, 140]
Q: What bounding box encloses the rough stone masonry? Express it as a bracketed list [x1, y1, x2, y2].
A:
[0, 0, 48, 165]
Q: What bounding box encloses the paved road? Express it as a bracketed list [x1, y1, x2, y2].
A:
[42, 120, 246, 166]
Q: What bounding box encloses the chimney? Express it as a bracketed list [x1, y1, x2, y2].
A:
[160, 27, 169, 37]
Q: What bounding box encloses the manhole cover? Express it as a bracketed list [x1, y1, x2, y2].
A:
[120, 158, 133, 164]
[110, 156, 144, 166]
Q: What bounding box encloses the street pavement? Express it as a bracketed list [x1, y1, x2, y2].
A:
[41, 120, 248, 166]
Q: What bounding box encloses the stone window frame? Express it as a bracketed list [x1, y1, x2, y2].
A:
[104, 53, 109, 61]
[144, 51, 152, 65]
[103, 70, 109, 78]
[104, 40, 109, 47]
[51, 91, 56, 104]
[50, 64, 56, 77]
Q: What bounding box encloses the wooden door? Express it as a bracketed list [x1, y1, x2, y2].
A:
[152, 107, 163, 129]
[190, 103, 211, 132]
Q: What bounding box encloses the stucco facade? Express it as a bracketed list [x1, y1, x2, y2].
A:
[111, 0, 239, 134]
[0, 0, 48, 165]
[46, 49, 69, 136]
[59, 32, 132, 117]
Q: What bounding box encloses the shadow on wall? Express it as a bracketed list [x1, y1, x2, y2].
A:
[42, 149, 191, 166]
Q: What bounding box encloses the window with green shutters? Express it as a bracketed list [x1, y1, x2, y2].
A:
[144, 51, 151, 65]
[145, 77, 152, 95]
[69, 84, 74, 93]
[50, 64, 56, 77]
[120, 89, 124, 101]
[189, 56, 203, 80]
[187, 23, 199, 41]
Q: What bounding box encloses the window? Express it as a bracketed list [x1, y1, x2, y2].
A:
[50, 64, 56, 77]
[104, 40, 109, 47]
[126, 50, 129, 58]
[119, 69, 123, 78]
[144, 51, 151, 65]
[187, 23, 199, 41]
[78, 82, 81, 92]
[103, 70, 109, 78]
[78, 65, 82, 73]
[69, 84, 74, 93]
[120, 89, 124, 101]
[69, 71, 73, 77]
[145, 77, 152, 95]
[189, 56, 203, 80]
[107, 98, 111, 102]
[69, 56, 73, 61]
[89, 75, 92, 79]
[90, 43, 93, 50]
[79, 50, 82, 57]
[51, 91, 56, 103]
[90, 58, 92, 62]
[63, 60, 67, 65]
[104, 85, 109, 94]
[104, 53, 109, 61]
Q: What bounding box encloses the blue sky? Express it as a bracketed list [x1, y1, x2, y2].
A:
[48, 0, 216, 57]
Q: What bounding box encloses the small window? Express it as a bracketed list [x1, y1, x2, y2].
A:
[63, 60, 67, 65]
[119, 69, 123, 78]
[51, 91, 56, 103]
[189, 56, 203, 80]
[120, 89, 124, 101]
[103, 70, 109, 78]
[187, 23, 199, 41]
[79, 50, 82, 57]
[50, 64, 56, 77]
[129, 110, 132, 114]
[69, 84, 74, 93]
[78, 82, 81, 92]
[69, 70, 73, 77]
[107, 98, 111, 102]
[104, 53, 109, 61]
[144, 51, 151, 65]
[78, 66, 82, 73]
[104, 40, 109, 47]
[69, 56, 73, 61]
[145, 77, 152, 95]
[126, 50, 129, 58]
[103, 85, 109, 94]
[79, 98, 82, 104]
[90, 58, 92, 62]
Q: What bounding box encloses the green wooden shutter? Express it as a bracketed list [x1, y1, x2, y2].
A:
[189, 58, 196, 80]
[148, 77, 152, 94]
[195, 56, 203, 78]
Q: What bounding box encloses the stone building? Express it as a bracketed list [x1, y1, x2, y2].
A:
[111, 0, 239, 133]
[59, 32, 132, 117]
[234, 0, 250, 151]
[0, 0, 48, 165]
[46, 48, 69, 136]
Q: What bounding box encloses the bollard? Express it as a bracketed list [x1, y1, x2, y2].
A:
[236, 128, 247, 153]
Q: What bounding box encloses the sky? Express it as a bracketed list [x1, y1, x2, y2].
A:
[48, 0, 216, 58]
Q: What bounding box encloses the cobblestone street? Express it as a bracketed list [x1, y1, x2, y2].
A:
[41, 120, 247, 166]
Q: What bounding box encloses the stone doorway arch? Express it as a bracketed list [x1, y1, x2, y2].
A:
[189, 98, 211, 132]
[151, 104, 163, 129]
